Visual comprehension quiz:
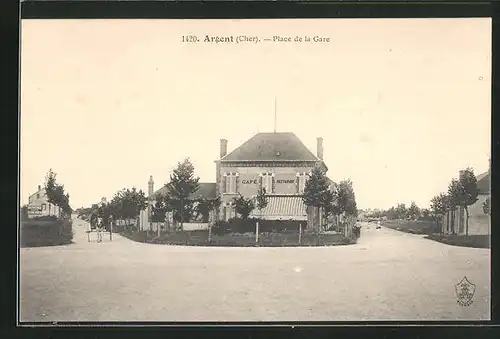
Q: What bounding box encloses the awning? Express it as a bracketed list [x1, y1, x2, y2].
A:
[249, 195, 307, 221]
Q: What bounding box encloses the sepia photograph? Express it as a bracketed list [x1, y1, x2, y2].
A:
[19, 18, 491, 322]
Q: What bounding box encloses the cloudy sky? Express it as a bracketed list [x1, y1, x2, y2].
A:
[20, 18, 491, 210]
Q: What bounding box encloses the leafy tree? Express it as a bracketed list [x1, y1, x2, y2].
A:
[324, 182, 340, 219]
[151, 194, 169, 223]
[407, 201, 420, 220]
[337, 179, 358, 217]
[302, 166, 332, 230]
[165, 158, 200, 231]
[255, 186, 269, 213]
[447, 178, 461, 235]
[110, 188, 148, 230]
[457, 168, 479, 236]
[195, 196, 222, 223]
[483, 197, 490, 215]
[419, 208, 431, 221]
[395, 203, 407, 220]
[385, 206, 398, 220]
[43, 169, 72, 218]
[430, 193, 448, 233]
[233, 195, 255, 219]
[44, 169, 58, 215]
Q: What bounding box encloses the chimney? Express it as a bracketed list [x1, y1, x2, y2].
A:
[220, 139, 228, 158]
[38, 185, 41, 191]
[148, 175, 154, 199]
[317, 137, 324, 160]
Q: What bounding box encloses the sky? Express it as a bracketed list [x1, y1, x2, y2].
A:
[20, 19, 491, 210]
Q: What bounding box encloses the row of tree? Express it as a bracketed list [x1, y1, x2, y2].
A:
[80, 158, 214, 231]
[79, 159, 358, 233]
[429, 167, 485, 236]
[366, 202, 432, 222]
[302, 166, 358, 228]
[364, 168, 487, 236]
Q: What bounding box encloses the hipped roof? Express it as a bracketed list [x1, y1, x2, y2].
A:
[221, 132, 322, 162]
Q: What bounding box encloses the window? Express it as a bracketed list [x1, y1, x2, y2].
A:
[36, 193, 40, 199]
[296, 172, 308, 194]
[42, 203, 46, 211]
[260, 172, 275, 193]
[223, 172, 239, 194]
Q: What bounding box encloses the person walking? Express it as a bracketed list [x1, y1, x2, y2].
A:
[96, 217, 103, 243]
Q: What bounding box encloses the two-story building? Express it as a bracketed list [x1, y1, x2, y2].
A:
[147, 132, 337, 231]
[27, 184, 60, 218]
[216, 132, 328, 227]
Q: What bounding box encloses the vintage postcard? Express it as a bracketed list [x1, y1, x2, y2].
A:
[19, 18, 491, 323]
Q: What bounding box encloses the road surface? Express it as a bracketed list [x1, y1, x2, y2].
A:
[19, 219, 490, 322]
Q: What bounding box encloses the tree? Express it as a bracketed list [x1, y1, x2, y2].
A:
[233, 195, 255, 219]
[447, 178, 461, 235]
[255, 186, 269, 213]
[324, 182, 340, 219]
[302, 166, 332, 230]
[420, 208, 431, 221]
[44, 169, 72, 218]
[430, 193, 448, 233]
[337, 179, 358, 217]
[457, 168, 479, 237]
[44, 169, 58, 216]
[395, 203, 407, 220]
[407, 201, 420, 220]
[165, 158, 200, 231]
[111, 188, 148, 230]
[385, 206, 398, 220]
[151, 194, 169, 223]
[483, 197, 490, 215]
[253, 186, 268, 243]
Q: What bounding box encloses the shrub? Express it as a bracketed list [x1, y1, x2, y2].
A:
[212, 218, 304, 235]
[425, 234, 489, 249]
[21, 217, 73, 247]
[121, 228, 353, 247]
[353, 225, 361, 238]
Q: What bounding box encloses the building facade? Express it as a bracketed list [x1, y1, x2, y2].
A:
[146, 132, 342, 232]
[442, 168, 490, 235]
[27, 185, 60, 218]
[216, 133, 328, 226]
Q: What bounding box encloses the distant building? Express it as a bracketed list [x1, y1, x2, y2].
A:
[27, 184, 60, 218]
[146, 132, 349, 234]
[442, 167, 490, 235]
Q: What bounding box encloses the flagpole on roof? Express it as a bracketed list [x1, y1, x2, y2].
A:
[274, 96, 277, 133]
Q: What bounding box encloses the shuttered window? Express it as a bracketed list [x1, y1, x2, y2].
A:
[224, 172, 239, 194]
[260, 172, 274, 194]
[297, 172, 308, 194]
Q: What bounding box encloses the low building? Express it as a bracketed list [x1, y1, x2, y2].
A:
[442, 168, 490, 235]
[27, 184, 60, 218]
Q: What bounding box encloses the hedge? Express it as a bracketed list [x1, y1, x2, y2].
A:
[121, 229, 355, 247]
[212, 218, 305, 235]
[20, 216, 74, 247]
[425, 234, 490, 249]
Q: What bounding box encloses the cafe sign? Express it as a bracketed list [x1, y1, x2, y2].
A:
[240, 178, 295, 184]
